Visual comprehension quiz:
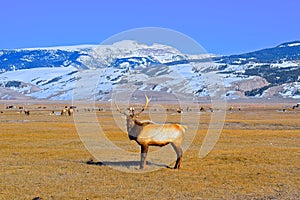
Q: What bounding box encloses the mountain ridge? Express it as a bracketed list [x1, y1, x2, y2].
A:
[0, 40, 299, 100]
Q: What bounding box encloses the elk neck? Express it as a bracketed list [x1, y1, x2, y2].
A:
[126, 115, 146, 140]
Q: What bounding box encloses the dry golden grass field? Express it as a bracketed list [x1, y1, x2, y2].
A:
[0, 101, 299, 199]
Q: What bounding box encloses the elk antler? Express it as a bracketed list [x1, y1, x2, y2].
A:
[114, 96, 128, 116]
[136, 95, 150, 116]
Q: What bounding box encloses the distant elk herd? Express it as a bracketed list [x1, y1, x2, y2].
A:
[1, 102, 300, 116]
[2, 105, 78, 116]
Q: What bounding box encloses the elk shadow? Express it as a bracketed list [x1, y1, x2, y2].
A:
[86, 159, 172, 169]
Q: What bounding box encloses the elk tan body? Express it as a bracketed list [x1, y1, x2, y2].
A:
[115, 95, 186, 169]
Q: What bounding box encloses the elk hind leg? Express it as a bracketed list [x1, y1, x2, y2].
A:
[171, 142, 183, 169]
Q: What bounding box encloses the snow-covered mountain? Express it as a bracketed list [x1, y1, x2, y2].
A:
[213, 41, 300, 99]
[0, 40, 299, 100]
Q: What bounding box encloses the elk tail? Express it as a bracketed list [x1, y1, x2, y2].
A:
[179, 125, 187, 133]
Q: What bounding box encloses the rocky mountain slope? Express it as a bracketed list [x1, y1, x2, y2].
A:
[0, 40, 299, 100]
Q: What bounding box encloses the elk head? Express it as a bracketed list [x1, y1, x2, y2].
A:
[114, 95, 151, 129]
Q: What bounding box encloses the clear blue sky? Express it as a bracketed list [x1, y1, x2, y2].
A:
[0, 0, 299, 55]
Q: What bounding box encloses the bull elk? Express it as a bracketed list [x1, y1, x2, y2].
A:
[115, 95, 186, 169]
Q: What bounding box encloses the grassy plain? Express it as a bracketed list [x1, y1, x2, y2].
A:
[0, 101, 299, 199]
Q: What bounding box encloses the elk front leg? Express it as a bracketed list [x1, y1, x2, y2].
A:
[140, 144, 149, 169]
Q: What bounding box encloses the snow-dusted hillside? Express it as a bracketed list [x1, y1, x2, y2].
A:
[0, 40, 299, 100]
